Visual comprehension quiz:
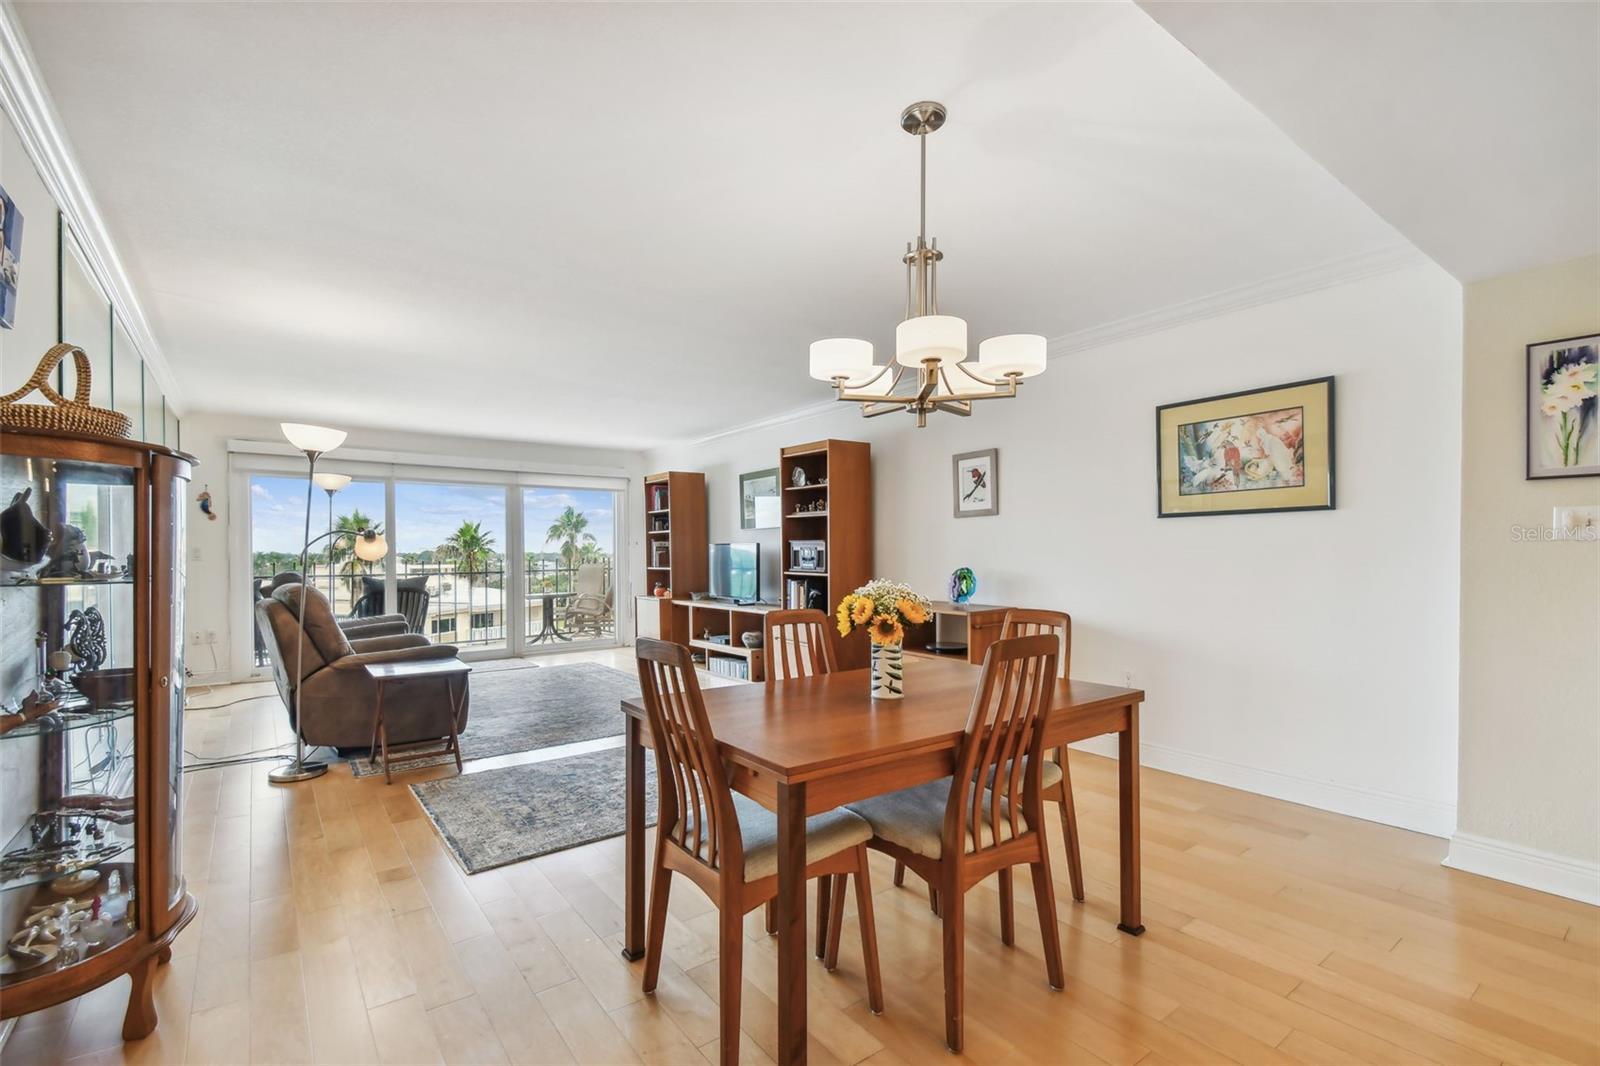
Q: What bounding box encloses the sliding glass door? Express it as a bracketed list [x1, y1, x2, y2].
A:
[395, 481, 509, 651]
[523, 487, 618, 648]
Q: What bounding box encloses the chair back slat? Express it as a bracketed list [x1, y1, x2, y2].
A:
[763, 609, 837, 685]
[1001, 608, 1071, 679]
[945, 634, 1059, 857]
[635, 638, 743, 874]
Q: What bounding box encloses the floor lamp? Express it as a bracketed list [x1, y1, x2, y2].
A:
[269, 424, 390, 784]
[312, 471, 352, 605]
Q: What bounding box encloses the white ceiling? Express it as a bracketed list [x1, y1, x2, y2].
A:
[14, 1, 1407, 447]
[1139, 1, 1600, 284]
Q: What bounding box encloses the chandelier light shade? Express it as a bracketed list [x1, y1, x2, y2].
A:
[312, 472, 352, 493]
[895, 315, 968, 367]
[352, 529, 388, 563]
[810, 101, 1047, 426]
[809, 338, 874, 383]
[280, 422, 347, 456]
[978, 334, 1048, 379]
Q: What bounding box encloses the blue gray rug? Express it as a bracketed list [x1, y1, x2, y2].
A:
[350, 661, 639, 777]
[412, 747, 659, 873]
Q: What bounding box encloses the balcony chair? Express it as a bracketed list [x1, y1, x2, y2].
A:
[350, 574, 433, 634]
[255, 582, 470, 750]
[564, 562, 612, 637]
[267, 570, 410, 638]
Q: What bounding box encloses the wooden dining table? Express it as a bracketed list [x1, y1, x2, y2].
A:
[618, 654, 1147, 1066]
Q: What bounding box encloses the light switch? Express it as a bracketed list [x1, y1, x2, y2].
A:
[189, 545, 204, 562]
[1552, 506, 1599, 541]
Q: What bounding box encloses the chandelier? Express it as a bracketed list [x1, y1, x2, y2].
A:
[809, 101, 1046, 427]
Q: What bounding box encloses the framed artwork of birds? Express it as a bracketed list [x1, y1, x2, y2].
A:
[1156, 377, 1335, 518]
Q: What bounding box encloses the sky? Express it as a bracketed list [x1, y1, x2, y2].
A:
[249, 476, 616, 557]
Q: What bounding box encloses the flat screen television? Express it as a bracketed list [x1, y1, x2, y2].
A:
[708, 542, 760, 602]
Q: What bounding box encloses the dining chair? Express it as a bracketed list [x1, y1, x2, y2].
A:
[759, 608, 843, 944]
[891, 608, 1085, 912]
[999, 608, 1083, 902]
[634, 638, 884, 1063]
[763, 608, 837, 684]
[844, 633, 1065, 1052]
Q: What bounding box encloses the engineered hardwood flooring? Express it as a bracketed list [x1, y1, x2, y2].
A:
[6, 648, 1596, 1065]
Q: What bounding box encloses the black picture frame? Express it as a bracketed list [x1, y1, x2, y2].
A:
[1525, 333, 1599, 480]
[1155, 376, 1336, 518]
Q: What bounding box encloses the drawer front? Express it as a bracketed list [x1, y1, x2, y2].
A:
[636, 597, 662, 640]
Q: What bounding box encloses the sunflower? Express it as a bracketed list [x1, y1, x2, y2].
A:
[868, 613, 904, 646]
[896, 598, 928, 625]
[851, 597, 875, 625]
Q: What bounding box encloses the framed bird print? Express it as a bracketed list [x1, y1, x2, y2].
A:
[953, 448, 998, 517]
[1156, 377, 1335, 517]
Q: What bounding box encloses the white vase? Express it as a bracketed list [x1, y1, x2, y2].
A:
[871, 642, 904, 700]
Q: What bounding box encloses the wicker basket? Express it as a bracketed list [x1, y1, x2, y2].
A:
[0, 343, 133, 438]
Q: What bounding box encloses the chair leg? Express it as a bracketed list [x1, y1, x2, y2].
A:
[718, 904, 744, 1064]
[1056, 745, 1085, 902]
[815, 876, 832, 959]
[642, 860, 672, 994]
[852, 848, 885, 1014]
[998, 867, 1015, 947]
[764, 899, 775, 936]
[941, 870, 965, 1053]
[823, 874, 846, 972]
[893, 859, 905, 887]
[1030, 855, 1065, 991]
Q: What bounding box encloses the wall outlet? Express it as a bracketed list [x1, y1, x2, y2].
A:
[1121, 670, 1136, 688]
[1553, 505, 1599, 541]
[204, 630, 217, 644]
[189, 545, 203, 563]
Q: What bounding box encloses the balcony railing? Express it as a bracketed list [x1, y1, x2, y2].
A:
[251, 556, 614, 664]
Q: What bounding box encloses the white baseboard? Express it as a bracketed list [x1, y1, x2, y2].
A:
[1072, 736, 1456, 838]
[1443, 832, 1600, 905]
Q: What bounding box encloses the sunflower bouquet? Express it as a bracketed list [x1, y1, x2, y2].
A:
[836, 579, 932, 646]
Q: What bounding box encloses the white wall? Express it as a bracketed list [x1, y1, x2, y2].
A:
[179, 411, 646, 682]
[649, 260, 1464, 836]
[1449, 255, 1600, 902]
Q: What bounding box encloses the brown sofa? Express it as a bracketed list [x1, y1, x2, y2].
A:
[256, 583, 470, 750]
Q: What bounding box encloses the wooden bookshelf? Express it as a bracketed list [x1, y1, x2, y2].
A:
[641, 471, 706, 644]
[779, 439, 872, 670]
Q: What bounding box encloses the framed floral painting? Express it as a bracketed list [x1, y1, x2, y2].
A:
[1527, 334, 1598, 479]
[1156, 377, 1334, 517]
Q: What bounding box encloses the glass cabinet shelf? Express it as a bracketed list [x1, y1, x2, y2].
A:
[1, 577, 134, 589]
[0, 705, 135, 741]
[1, 816, 136, 895]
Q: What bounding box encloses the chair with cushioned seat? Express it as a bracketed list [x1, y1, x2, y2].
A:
[256, 582, 469, 751]
[634, 637, 883, 1064]
[843, 633, 1064, 1053]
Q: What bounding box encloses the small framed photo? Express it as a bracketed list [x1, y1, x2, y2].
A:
[1527, 334, 1598, 479]
[739, 467, 780, 529]
[1156, 376, 1334, 518]
[953, 449, 998, 518]
[0, 183, 22, 330]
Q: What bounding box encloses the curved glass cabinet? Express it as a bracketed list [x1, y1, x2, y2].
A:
[0, 427, 197, 1040]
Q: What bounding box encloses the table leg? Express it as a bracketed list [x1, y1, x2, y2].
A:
[377, 683, 392, 786]
[622, 713, 646, 961]
[775, 779, 807, 1066]
[1117, 702, 1144, 936]
[445, 677, 464, 774]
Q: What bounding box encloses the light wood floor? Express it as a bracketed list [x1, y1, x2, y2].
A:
[8, 648, 1598, 1065]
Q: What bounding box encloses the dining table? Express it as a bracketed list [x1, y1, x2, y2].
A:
[618, 654, 1147, 1066]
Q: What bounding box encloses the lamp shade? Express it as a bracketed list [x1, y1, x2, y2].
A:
[977, 334, 1047, 379]
[281, 423, 347, 455]
[936, 363, 996, 397]
[312, 472, 352, 493]
[896, 315, 967, 367]
[809, 338, 873, 382]
[352, 530, 388, 563]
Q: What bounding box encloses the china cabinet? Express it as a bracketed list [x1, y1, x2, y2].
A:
[0, 427, 196, 1039]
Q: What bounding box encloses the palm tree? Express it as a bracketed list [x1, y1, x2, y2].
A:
[546, 506, 596, 570]
[329, 509, 383, 598]
[438, 520, 496, 577]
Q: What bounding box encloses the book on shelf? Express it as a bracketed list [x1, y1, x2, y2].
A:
[648, 484, 668, 511]
[707, 655, 749, 681]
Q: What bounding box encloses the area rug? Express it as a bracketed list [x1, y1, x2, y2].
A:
[411, 747, 659, 873]
[349, 661, 640, 777]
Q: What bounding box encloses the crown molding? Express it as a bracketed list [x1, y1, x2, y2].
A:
[1049, 242, 1430, 356]
[0, 3, 181, 411]
[673, 242, 1431, 452]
